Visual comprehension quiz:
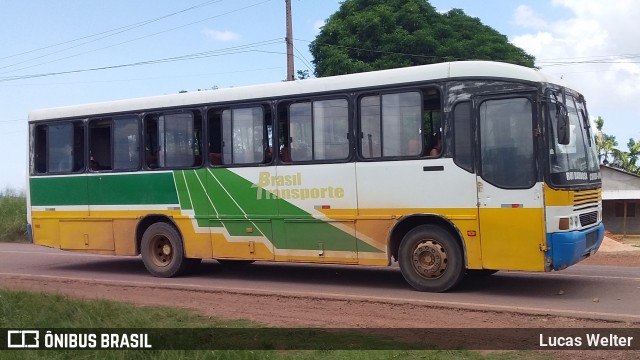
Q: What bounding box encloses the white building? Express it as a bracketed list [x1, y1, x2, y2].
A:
[601, 165, 640, 236]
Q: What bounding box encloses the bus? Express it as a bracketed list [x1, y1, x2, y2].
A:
[26, 61, 604, 292]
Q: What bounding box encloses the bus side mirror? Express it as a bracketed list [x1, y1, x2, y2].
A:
[556, 104, 570, 145]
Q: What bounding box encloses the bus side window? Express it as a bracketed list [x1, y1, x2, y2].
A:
[71, 123, 85, 172]
[144, 114, 160, 169]
[207, 109, 223, 165]
[207, 106, 267, 166]
[89, 119, 112, 171]
[280, 99, 349, 162]
[32, 121, 85, 174]
[360, 96, 382, 158]
[422, 87, 442, 158]
[277, 103, 291, 163]
[144, 111, 202, 169]
[359, 92, 422, 158]
[33, 125, 47, 174]
[289, 102, 313, 161]
[113, 116, 140, 171]
[453, 102, 473, 172]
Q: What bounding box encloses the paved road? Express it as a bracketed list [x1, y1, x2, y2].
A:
[1, 243, 639, 322]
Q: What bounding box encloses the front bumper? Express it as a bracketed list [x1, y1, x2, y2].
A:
[545, 223, 605, 270]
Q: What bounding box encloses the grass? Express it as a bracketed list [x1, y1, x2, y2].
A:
[0, 188, 28, 242]
[0, 289, 549, 360]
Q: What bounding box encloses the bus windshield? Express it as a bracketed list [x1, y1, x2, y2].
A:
[546, 91, 601, 187]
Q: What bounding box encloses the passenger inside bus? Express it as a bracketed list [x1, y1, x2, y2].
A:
[429, 132, 442, 156]
[407, 138, 423, 156]
[265, 147, 272, 163]
[279, 146, 291, 162]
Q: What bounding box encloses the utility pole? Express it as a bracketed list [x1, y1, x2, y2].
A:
[285, 0, 295, 81]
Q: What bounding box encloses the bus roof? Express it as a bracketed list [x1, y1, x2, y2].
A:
[28, 61, 571, 122]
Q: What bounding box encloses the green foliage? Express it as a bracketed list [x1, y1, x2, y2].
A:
[310, 0, 535, 77]
[0, 188, 27, 242]
[296, 70, 310, 80]
[0, 289, 535, 359]
[596, 117, 640, 174]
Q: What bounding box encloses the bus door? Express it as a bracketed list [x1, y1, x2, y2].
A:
[474, 95, 546, 271]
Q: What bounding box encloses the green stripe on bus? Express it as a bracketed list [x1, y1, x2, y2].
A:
[31, 172, 180, 207]
[86, 172, 179, 205]
[174, 171, 193, 210]
[30, 176, 89, 206]
[182, 169, 218, 228]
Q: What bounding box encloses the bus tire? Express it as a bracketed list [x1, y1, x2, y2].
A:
[398, 225, 464, 292]
[141, 222, 192, 277]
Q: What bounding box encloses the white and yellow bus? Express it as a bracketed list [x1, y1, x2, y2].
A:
[27, 61, 604, 292]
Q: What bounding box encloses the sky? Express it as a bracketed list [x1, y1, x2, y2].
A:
[1, 0, 639, 190]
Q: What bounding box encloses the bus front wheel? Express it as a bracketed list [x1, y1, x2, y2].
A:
[141, 223, 199, 277]
[398, 225, 465, 292]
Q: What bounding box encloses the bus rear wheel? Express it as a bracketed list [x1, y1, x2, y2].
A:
[398, 225, 464, 292]
[141, 222, 199, 277]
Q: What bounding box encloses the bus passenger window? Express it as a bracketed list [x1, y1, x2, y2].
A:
[360, 96, 382, 158]
[144, 111, 202, 169]
[32, 121, 85, 174]
[359, 92, 422, 158]
[281, 99, 349, 162]
[89, 119, 112, 171]
[113, 116, 140, 170]
[453, 102, 473, 172]
[359, 88, 441, 159]
[289, 103, 312, 161]
[207, 106, 267, 166]
[33, 125, 47, 174]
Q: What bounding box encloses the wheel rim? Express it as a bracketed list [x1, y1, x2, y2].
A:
[411, 239, 447, 279]
[148, 234, 173, 267]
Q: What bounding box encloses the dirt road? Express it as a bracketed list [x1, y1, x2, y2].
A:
[1, 241, 639, 357]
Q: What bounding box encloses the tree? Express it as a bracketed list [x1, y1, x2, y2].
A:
[296, 70, 310, 80]
[310, 0, 535, 77]
[596, 116, 640, 174]
[595, 116, 618, 165]
[626, 138, 640, 173]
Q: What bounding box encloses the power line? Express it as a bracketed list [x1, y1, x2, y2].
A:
[539, 60, 640, 67]
[0, 0, 225, 66]
[1, 0, 275, 76]
[536, 53, 640, 62]
[0, 118, 27, 123]
[0, 39, 284, 82]
[1, 67, 284, 87]
[292, 44, 314, 73]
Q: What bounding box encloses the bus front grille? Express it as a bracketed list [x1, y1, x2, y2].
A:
[580, 211, 598, 227]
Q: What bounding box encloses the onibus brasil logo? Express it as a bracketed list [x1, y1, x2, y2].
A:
[6, 330, 152, 349]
